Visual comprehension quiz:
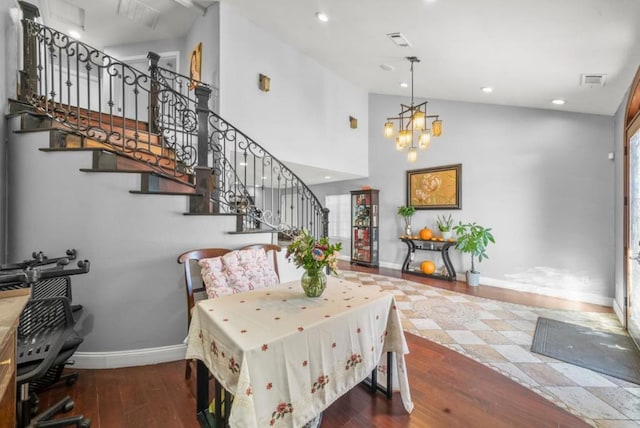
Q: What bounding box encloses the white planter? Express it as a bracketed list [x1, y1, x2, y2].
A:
[442, 230, 453, 240]
[466, 271, 480, 286]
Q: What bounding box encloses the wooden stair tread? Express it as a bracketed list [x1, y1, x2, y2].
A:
[228, 229, 276, 234]
[129, 190, 200, 196]
[80, 167, 193, 187]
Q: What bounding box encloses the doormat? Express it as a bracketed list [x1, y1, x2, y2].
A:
[531, 317, 640, 385]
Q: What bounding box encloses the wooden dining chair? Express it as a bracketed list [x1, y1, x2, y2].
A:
[239, 243, 282, 281]
[177, 248, 232, 380]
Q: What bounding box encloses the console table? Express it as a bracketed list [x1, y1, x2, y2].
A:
[400, 237, 457, 281]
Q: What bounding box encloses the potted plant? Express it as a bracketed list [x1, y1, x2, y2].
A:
[436, 214, 454, 240]
[397, 205, 416, 236]
[452, 222, 495, 286]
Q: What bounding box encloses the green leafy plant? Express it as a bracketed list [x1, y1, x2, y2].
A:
[397, 205, 416, 218]
[453, 222, 495, 273]
[436, 214, 453, 232]
[286, 229, 342, 275]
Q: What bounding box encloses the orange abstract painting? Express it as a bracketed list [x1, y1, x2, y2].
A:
[407, 164, 461, 209]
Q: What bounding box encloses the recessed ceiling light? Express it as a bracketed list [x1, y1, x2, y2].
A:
[481, 86, 493, 93]
[551, 99, 566, 105]
[380, 64, 394, 71]
[315, 12, 329, 22]
[324, 175, 332, 180]
[69, 30, 81, 39]
[400, 82, 409, 88]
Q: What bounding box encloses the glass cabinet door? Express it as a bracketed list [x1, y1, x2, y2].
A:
[350, 189, 379, 267]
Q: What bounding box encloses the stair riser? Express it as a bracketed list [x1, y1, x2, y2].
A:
[142, 173, 195, 194]
[46, 129, 190, 184]
[20, 112, 167, 156]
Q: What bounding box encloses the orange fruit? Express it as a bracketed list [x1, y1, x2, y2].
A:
[420, 260, 436, 275]
[419, 228, 433, 240]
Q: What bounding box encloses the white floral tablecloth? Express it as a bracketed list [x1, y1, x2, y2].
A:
[185, 276, 413, 427]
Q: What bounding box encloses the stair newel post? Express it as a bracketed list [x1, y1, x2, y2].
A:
[18, 2, 40, 102]
[322, 207, 330, 239]
[147, 51, 160, 135]
[193, 84, 214, 214]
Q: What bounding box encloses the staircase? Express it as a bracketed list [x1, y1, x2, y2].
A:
[4, 2, 329, 362]
[15, 2, 329, 241]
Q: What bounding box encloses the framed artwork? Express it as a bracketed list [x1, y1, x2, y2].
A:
[407, 163, 462, 210]
[189, 42, 202, 90]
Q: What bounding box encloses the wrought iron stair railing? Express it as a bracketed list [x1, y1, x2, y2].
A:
[17, 2, 329, 239]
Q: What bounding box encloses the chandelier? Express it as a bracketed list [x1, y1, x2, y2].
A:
[384, 56, 442, 163]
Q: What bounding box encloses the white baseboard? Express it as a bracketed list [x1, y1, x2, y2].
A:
[73, 344, 186, 369]
[612, 298, 626, 325]
[380, 263, 613, 307]
[467, 274, 613, 307]
[379, 261, 402, 270]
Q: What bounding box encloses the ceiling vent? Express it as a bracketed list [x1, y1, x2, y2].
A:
[580, 73, 606, 87]
[43, 0, 85, 30]
[118, 0, 160, 30]
[387, 32, 412, 48]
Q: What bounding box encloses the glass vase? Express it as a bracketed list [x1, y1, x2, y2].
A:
[403, 217, 412, 236]
[301, 268, 327, 297]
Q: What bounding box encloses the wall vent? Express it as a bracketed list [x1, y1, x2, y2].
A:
[580, 73, 606, 87]
[387, 32, 412, 48]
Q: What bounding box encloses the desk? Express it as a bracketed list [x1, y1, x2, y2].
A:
[0, 289, 30, 428]
[185, 276, 413, 427]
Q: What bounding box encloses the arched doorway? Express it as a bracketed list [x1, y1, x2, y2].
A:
[624, 65, 640, 348]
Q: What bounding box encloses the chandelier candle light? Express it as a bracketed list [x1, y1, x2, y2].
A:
[384, 56, 443, 163]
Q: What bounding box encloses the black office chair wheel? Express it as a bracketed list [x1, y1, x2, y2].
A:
[30, 393, 39, 415]
[63, 399, 75, 413]
[66, 373, 78, 386]
[79, 417, 92, 427]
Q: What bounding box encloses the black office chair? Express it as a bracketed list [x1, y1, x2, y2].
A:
[16, 296, 91, 428]
[25, 277, 84, 392]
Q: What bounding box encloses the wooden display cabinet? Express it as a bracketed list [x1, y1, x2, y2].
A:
[350, 189, 379, 267]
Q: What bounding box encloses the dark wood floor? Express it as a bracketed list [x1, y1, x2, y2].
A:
[37, 262, 610, 427]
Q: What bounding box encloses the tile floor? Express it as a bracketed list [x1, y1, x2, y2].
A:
[342, 271, 640, 427]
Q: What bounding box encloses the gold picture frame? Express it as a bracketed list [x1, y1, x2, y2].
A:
[189, 42, 202, 90]
[407, 164, 462, 210]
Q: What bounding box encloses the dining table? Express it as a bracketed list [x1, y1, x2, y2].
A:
[185, 275, 413, 427]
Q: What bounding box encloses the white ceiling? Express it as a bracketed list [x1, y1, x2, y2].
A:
[41, 0, 640, 116]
